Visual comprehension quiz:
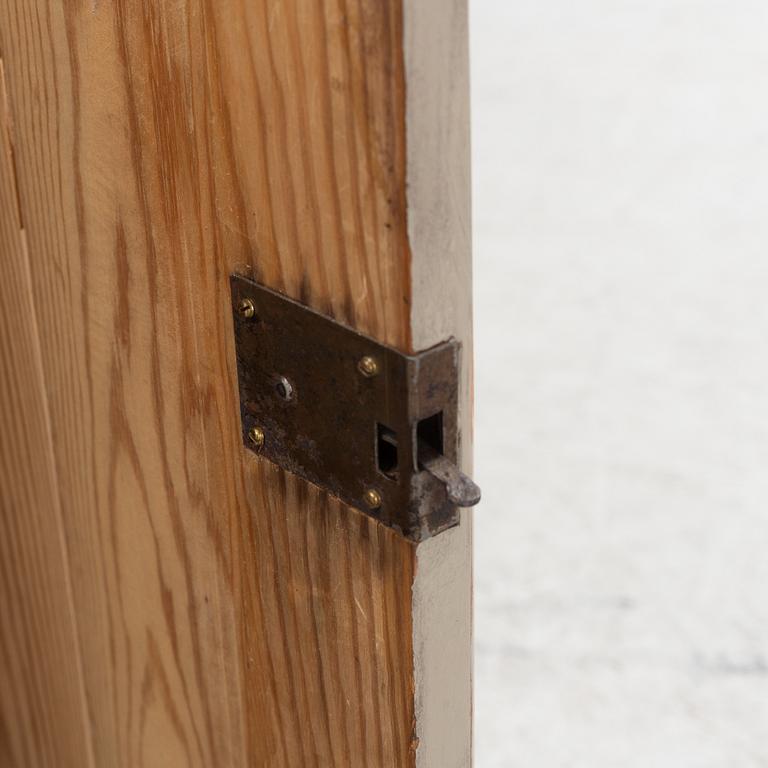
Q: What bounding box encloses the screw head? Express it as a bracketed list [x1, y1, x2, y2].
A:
[363, 488, 382, 509]
[247, 426, 265, 450]
[357, 355, 379, 378]
[275, 376, 294, 401]
[237, 298, 256, 319]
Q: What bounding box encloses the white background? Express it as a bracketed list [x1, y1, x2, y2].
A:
[471, 1, 768, 765]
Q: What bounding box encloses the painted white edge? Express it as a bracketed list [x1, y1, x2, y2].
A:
[404, 2, 474, 766]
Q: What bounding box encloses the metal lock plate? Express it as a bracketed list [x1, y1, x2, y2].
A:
[231, 275, 479, 542]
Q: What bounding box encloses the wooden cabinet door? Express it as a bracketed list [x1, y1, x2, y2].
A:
[0, 2, 472, 766]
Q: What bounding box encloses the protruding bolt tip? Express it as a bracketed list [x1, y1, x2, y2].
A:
[357, 355, 379, 378]
[363, 488, 382, 509]
[247, 426, 265, 450]
[237, 298, 256, 319]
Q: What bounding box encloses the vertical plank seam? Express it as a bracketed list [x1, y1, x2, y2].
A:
[0, 51, 97, 768]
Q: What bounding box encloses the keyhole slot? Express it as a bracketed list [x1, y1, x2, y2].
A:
[417, 412, 444, 459]
[376, 423, 399, 479]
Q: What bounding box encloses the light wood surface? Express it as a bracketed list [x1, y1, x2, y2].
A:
[0, 2, 427, 766]
[404, 2, 473, 766]
[0, 55, 94, 768]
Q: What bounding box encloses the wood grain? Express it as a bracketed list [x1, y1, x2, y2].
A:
[0, 53, 94, 768]
[0, 2, 423, 766]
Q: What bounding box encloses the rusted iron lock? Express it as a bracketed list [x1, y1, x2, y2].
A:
[231, 275, 480, 543]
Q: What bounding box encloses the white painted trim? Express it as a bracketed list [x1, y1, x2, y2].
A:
[404, 1, 473, 765]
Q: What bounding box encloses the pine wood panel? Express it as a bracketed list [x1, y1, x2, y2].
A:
[0, 2, 418, 766]
[0, 55, 94, 768]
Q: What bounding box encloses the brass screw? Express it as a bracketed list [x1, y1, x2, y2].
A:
[363, 489, 382, 509]
[237, 298, 256, 319]
[247, 426, 265, 450]
[357, 355, 379, 378]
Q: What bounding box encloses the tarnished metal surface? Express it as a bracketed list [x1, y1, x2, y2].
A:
[230, 275, 478, 542]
